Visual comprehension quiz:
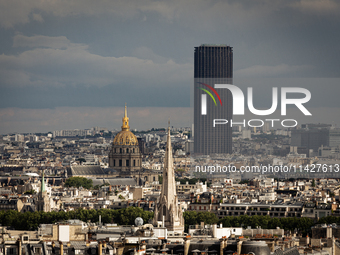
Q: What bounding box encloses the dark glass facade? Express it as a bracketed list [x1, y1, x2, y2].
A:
[194, 44, 233, 155]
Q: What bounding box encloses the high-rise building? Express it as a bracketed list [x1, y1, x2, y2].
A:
[194, 44, 233, 154]
[291, 128, 329, 156]
[329, 128, 340, 147]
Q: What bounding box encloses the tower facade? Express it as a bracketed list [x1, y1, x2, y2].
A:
[194, 44, 233, 155]
[153, 123, 184, 233]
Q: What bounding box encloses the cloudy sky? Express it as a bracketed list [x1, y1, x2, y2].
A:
[0, 0, 339, 134]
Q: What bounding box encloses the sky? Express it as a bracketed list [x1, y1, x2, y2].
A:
[0, 0, 339, 134]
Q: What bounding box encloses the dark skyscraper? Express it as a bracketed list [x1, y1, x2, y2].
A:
[194, 44, 233, 155]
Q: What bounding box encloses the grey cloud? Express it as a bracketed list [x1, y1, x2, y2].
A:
[1, 0, 339, 28]
[291, 0, 340, 14]
[235, 64, 314, 77]
[1, 35, 192, 88]
[0, 0, 340, 133]
[13, 34, 77, 49]
[32, 13, 43, 23]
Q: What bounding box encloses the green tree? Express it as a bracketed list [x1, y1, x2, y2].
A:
[77, 158, 86, 163]
[176, 169, 185, 173]
[239, 180, 249, 185]
[24, 189, 36, 195]
[183, 211, 218, 232]
[65, 177, 93, 189]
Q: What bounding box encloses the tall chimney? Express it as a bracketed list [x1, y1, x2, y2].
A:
[17, 238, 22, 255]
[59, 242, 63, 255]
[98, 241, 102, 255]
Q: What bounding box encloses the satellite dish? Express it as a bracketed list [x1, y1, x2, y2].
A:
[135, 217, 144, 226]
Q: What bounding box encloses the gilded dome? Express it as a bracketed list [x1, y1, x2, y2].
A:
[113, 130, 138, 146]
[113, 105, 138, 146]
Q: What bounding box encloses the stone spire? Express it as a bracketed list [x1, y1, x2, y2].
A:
[41, 169, 45, 192]
[121, 103, 130, 131]
[153, 121, 184, 233]
[161, 121, 176, 206]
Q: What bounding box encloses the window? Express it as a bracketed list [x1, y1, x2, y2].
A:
[120, 148, 122, 153]
[133, 160, 136, 166]
[119, 160, 122, 167]
[133, 148, 135, 153]
[113, 160, 115, 167]
[23, 236, 29, 241]
[8, 248, 16, 255]
[126, 148, 129, 153]
[126, 160, 129, 167]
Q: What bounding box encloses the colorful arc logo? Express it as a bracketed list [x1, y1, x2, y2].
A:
[197, 82, 222, 106]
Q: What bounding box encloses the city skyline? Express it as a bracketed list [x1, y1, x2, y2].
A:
[0, 0, 340, 133]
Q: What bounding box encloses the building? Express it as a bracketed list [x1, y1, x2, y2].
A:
[153, 122, 184, 234]
[194, 44, 233, 155]
[108, 105, 142, 176]
[108, 105, 159, 184]
[68, 165, 114, 178]
[329, 128, 340, 147]
[36, 170, 51, 212]
[291, 128, 329, 156]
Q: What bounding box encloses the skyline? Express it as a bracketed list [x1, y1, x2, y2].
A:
[0, 0, 340, 134]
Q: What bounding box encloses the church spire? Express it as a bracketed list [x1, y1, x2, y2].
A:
[153, 120, 184, 233]
[121, 103, 130, 131]
[41, 169, 45, 192]
[161, 120, 176, 206]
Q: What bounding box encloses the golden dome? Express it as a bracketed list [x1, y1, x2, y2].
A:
[113, 105, 138, 146]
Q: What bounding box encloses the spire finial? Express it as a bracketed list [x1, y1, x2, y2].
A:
[168, 118, 170, 128]
[122, 104, 130, 131]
